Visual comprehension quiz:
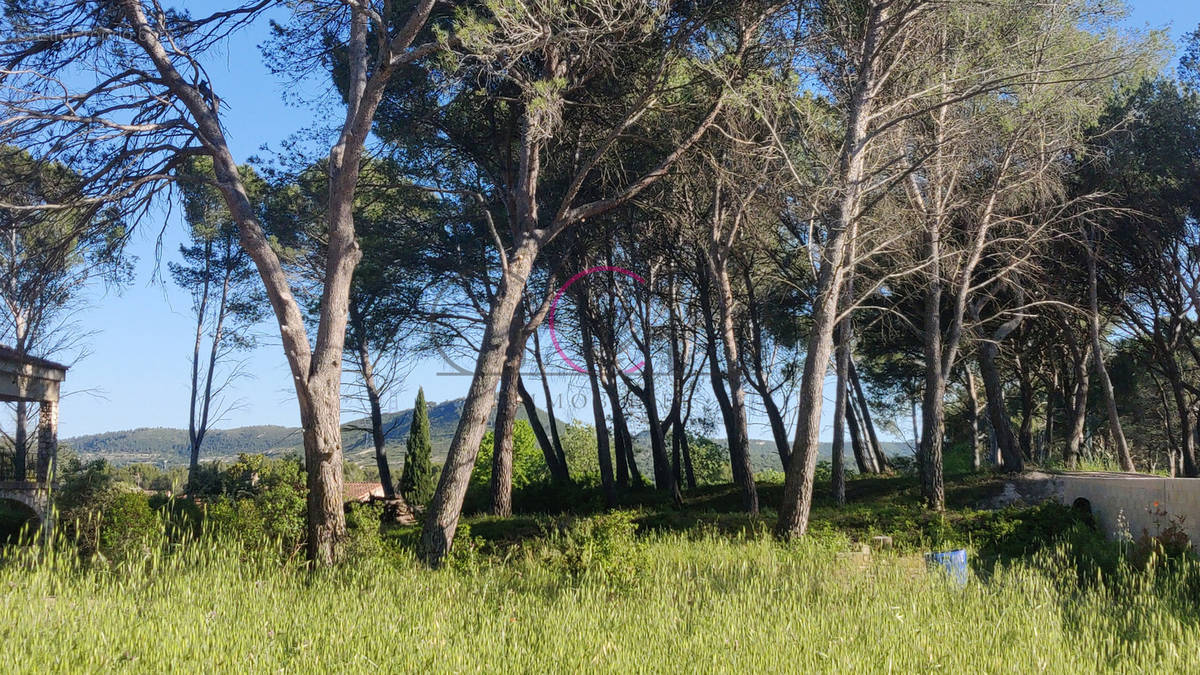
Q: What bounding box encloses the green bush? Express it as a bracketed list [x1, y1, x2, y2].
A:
[97, 491, 161, 562]
[344, 502, 386, 561]
[550, 511, 640, 587]
[202, 460, 305, 559]
[466, 420, 549, 512]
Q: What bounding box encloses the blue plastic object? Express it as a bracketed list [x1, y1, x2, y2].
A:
[924, 549, 969, 587]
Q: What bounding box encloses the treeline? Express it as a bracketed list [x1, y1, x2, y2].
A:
[2, 1, 1198, 565]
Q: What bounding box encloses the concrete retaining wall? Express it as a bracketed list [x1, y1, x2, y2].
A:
[1004, 472, 1200, 544]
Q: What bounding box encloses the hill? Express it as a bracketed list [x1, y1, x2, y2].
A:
[65, 400, 910, 474]
[64, 398, 561, 469]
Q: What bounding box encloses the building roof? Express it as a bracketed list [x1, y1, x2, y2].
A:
[0, 345, 68, 372]
[343, 481, 386, 502]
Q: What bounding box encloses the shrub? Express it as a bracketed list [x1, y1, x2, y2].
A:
[97, 491, 161, 562]
[466, 420, 548, 511]
[1131, 504, 1196, 570]
[552, 511, 640, 587]
[688, 434, 733, 485]
[201, 455, 305, 558]
[344, 502, 386, 561]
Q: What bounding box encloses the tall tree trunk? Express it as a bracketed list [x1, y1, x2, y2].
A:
[978, 341, 1022, 472]
[1042, 370, 1056, 465]
[421, 238, 538, 565]
[679, 425, 697, 489]
[1086, 242, 1135, 473]
[531, 328, 570, 477]
[777, 0, 885, 536]
[709, 258, 759, 514]
[849, 360, 888, 472]
[357, 333, 395, 499]
[698, 267, 738, 479]
[582, 318, 617, 507]
[985, 410, 1000, 466]
[1016, 353, 1035, 462]
[671, 424, 683, 486]
[489, 321, 526, 517]
[1064, 333, 1090, 470]
[832, 323, 851, 506]
[185, 240, 212, 492]
[123, 0, 439, 564]
[1162, 359, 1199, 477]
[918, 245, 947, 510]
[966, 368, 981, 471]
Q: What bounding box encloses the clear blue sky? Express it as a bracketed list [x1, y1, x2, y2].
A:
[47, 1, 1200, 441]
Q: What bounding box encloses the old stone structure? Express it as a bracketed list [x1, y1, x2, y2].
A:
[0, 345, 65, 538]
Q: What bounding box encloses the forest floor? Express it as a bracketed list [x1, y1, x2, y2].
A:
[3, 470, 1199, 673]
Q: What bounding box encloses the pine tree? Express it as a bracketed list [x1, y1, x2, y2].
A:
[400, 388, 436, 507]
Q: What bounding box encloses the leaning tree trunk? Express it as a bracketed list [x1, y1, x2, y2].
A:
[1086, 244, 1135, 473]
[604, 368, 630, 488]
[846, 389, 872, 474]
[849, 361, 888, 472]
[421, 238, 538, 565]
[531, 329, 570, 477]
[517, 375, 568, 482]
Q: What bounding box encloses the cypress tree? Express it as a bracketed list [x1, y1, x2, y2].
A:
[400, 388, 435, 507]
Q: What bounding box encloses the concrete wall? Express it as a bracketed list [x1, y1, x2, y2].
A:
[1006, 472, 1200, 544]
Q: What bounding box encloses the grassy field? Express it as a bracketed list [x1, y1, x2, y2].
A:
[2, 474, 1199, 673]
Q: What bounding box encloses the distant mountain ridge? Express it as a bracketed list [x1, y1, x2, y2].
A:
[66, 398, 909, 473]
[65, 398, 512, 468]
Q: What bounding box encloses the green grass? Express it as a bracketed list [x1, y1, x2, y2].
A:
[2, 472, 1198, 673]
[1, 531, 1198, 672]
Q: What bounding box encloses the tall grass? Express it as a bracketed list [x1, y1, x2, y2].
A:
[2, 526, 1197, 673]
